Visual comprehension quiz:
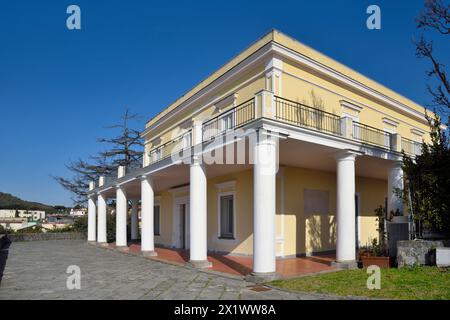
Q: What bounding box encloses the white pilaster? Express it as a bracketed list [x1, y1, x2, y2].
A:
[115, 186, 128, 248]
[130, 199, 139, 240]
[189, 156, 210, 267]
[335, 151, 357, 263]
[87, 196, 96, 242]
[141, 176, 156, 256]
[97, 193, 107, 244]
[252, 131, 277, 275]
[387, 161, 404, 215]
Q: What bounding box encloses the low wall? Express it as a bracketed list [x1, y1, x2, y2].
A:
[397, 239, 450, 267]
[1, 232, 86, 242]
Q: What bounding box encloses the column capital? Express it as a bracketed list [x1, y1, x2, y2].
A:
[390, 160, 403, 169]
[140, 174, 152, 182]
[335, 150, 360, 162]
[190, 154, 204, 166]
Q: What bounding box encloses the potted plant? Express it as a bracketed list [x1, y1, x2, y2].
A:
[358, 206, 392, 268]
[390, 208, 408, 223]
[359, 238, 391, 268]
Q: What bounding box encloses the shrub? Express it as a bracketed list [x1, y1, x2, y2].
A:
[72, 215, 88, 233]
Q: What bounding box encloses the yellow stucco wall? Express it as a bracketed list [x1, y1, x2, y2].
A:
[281, 61, 429, 142]
[152, 166, 385, 256]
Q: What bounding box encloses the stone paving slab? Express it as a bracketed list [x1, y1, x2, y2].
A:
[0, 240, 354, 300]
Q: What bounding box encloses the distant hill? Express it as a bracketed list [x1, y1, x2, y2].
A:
[0, 192, 55, 211]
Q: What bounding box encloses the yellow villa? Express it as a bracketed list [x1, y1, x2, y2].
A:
[86, 30, 428, 278]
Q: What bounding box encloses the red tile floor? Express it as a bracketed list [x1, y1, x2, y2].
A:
[108, 242, 336, 278]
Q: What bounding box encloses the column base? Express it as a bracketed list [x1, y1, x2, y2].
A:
[189, 260, 212, 269]
[97, 242, 109, 247]
[87, 240, 97, 245]
[142, 250, 158, 257]
[245, 272, 280, 283]
[116, 245, 129, 252]
[331, 260, 358, 269]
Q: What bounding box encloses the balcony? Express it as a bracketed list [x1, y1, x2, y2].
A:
[401, 137, 422, 156]
[274, 96, 342, 136]
[148, 130, 192, 164]
[352, 121, 391, 149]
[145, 94, 405, 167]
[202, 99, 255, 141]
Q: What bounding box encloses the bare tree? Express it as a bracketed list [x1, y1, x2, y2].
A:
[97, 108, 143, 168]
[415, 0, 450, 121]
[54, 108, 143, 204]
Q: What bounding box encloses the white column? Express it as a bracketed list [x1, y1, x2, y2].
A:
[336, 151, 357, 263]
[189, 156, 209, 267]
[141, 176, 156, 256]
[252, 132, 277, 274]
[97, 193, 107, 244]
[387, 161, 404, 216]
[87, 196, 96, 242]
[115, 186, 128, 248]
[130, 199, 139, 240]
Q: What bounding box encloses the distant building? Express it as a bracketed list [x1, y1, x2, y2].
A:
[0, 209, 45, 220]
[0, 209, 16, 219]
[70, 208, 87, 217]
[0, 218, 34, 231]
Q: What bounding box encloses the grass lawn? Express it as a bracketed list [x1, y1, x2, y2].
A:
[270, 266, 450, 300]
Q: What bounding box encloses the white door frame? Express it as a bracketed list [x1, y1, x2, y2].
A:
[172, 195, 190, 249]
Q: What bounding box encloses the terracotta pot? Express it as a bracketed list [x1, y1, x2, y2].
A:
[361, 256, 391, 268]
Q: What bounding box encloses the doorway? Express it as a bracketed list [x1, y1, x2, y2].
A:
[180, 204, 187, 249]
[172, 196, 190, 249]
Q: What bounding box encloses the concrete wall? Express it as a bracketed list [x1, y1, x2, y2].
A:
[4, 232, 86, 242]
[397, 239, 450, 267]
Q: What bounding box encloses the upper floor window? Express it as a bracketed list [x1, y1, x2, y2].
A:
[151, 148, 161, 162]
[221, 111, 234, 132]
[181, 131, 191, 149]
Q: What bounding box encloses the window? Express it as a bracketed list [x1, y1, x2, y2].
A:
[154, 205, 160, 236]
[219, 195, 234, 239]
[221, 111, 234, 132]
[181, 131, 191, 149]
[151, 148, 161, 162]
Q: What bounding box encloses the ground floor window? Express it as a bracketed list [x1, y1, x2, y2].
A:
[219, 194, 234, 239]
[154, 205, 160, 236]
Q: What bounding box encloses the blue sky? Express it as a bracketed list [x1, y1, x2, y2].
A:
[0, 0, 448, 206]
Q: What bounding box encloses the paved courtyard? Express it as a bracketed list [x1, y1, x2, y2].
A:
[0, 240, 342, 300]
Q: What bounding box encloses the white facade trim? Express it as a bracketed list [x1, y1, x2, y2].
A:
[382, 117, 399, 127]
[214, 180, 236, 190]
[340, 100, 363, 112]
